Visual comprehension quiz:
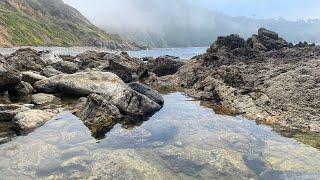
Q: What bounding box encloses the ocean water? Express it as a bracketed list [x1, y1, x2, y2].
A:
[0, 46, 207, 59]
[127, 47, 207, 59]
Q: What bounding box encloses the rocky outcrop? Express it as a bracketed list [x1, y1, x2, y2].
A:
[0, 104, 33, 122]
[146, 28, 320, 133]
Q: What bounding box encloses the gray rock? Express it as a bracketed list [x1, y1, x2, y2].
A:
[128, 82, 164, 105]
[0, 104, 33, 122]
[51, 61, 79, 74]
[104, 59, 133, 83]
[78, 93, 122, 139]
[41, 66, 63, 77]
[21, 71, 47, 85]
[13, 109, 57, 131]
[31, 93, 59, 105]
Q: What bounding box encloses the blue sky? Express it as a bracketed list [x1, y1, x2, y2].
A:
[64, 0, 320, 20]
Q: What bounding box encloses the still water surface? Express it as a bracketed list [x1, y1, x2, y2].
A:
[0, 93, 319, 179]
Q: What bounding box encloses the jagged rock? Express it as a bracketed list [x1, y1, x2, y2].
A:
[209, 34, 246, 53]
[257, 28, 289, 50]
[128, 82, 164, 105]
[31, 93, 59, 105]
[0, 104, 33, 122]
[41, 66, 63, 77]
[9, 81, 33, 96]
[5, 48, 48, 72]
[147, 56, 184, 77]
[21, 71, 47, 85]
[0, 62, 22, 93]
[13, 109, 57, 131]
[78, 94, 122, 139]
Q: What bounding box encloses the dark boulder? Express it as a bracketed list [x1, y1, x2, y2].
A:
[51, 61, 79, 74]
[257, 28, 289, 51]
[0, 63, 22, 93]
[147, 56, 184, 77]
[211, 34, 246, 52]
[8, 81, 34, 96]
[41, 66, 63, 77]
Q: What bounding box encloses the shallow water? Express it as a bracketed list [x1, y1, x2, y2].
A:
[0, 93, 319, 179]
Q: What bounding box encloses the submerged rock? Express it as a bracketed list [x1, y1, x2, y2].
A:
[13, 109, 57, 131]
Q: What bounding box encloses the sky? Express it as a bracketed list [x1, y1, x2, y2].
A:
[64, 0, 320, 21]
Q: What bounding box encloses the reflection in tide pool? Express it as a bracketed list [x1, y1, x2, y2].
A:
[0, 93, 319, 179]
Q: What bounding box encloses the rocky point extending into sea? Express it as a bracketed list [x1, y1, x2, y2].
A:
[0, 28, 319, 143]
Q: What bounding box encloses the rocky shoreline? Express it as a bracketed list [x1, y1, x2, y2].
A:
[146, 28, 320, 134]
[0, 28, 319, 144]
